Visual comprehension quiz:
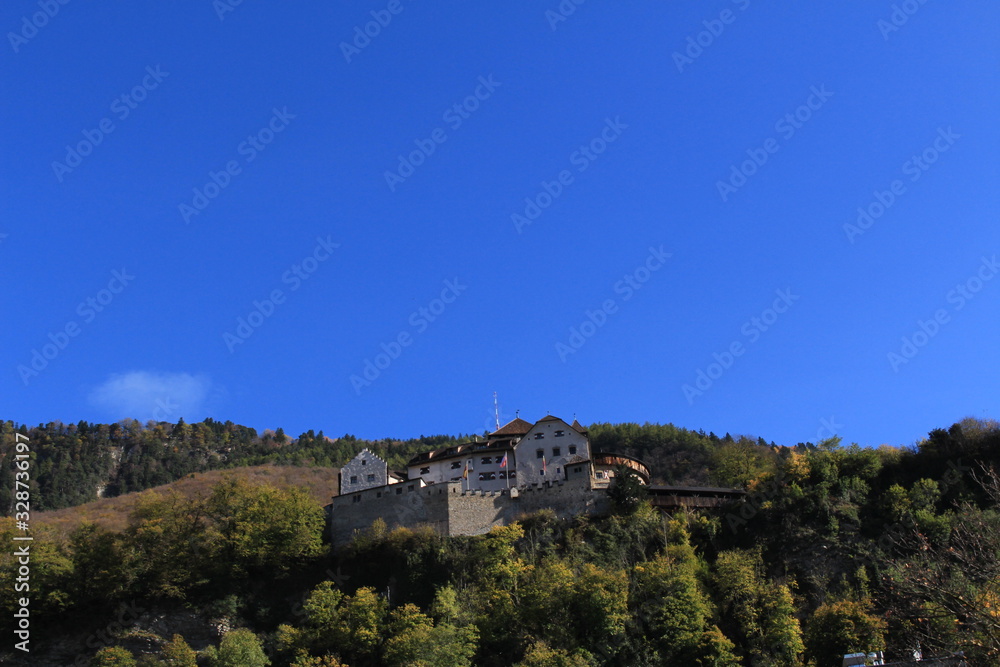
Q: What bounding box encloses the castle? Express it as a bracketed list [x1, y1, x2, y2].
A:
[328, 415, 653, 545]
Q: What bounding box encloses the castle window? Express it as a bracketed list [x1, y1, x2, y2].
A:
[353, 495, 360, 503]
[350, 475, 358, 484]
[539, 469, 545, 476]
[534, 433, 544, 440]
[574, 467, 581, 473]
[499, 471, 507, 479]
[554, 430, 565, 437]
[408, 485, 414, 492]
[557, 467, 561, 474]
[569, 445, 577, 455]
[536, 449, 544, 459]
[361, 459, 367, 465]
[480, 457, 492, 465]
[552, 447, 561, 457]
[377, 492, 382, 498]
[420, 467, 430, 475]
[478, 472, 487, 481]
[451, 461, 462, 469]
[367, 474, 376, 482]
[396, 487, 403, 495]
[509, 471, 516, 479]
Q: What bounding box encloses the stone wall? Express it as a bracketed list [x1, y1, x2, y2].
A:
[329, 477, 610, 547]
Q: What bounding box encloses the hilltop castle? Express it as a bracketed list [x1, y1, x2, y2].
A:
[328, 415, 652, 545]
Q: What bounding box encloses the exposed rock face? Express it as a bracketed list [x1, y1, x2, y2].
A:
[0, 606, 227, 667]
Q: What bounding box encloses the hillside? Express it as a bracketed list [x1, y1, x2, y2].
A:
[0, 418, 463, 514]
[32, 464, 340, 537]
[0, 417, 998, 666]
[1, 417, 767, 516]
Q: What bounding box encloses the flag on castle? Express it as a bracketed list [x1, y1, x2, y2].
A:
[542, 455, 547, 475]
[499, 453, 508, 468]
[463, 461, 470, 479]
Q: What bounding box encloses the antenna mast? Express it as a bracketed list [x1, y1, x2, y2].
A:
[493, 391, 501, 431]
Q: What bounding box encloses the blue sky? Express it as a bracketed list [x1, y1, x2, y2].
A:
[3, 1, 997, 448]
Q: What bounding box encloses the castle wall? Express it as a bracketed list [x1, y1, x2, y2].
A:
[329, 477, 610, 547]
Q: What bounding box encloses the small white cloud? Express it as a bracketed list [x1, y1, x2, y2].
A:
[89, 371, 213, 422]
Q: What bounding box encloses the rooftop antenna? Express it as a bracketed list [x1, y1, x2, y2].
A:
[493, 391, 501, 431]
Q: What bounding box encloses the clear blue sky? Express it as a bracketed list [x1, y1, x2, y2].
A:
[3, 1, 998, 448]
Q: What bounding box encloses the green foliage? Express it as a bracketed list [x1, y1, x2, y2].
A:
[5, 417, 1000, 666]
[713, 549, 804, 665]
[204, 628, 270, 667]
[804, 599, 886, 667]
[159, 634, 197, 667]
[607, 465, 647, 514]
[204, 477, 325, 576]
[515, 640, 597, 667]
[91, 646, 137, 667]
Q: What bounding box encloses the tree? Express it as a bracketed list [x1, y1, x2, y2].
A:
[160, 634, 197, 667]
[884, 466, 1000, 661]
[91, 646, 137, 667]
[804, 599, 887, 667]
[515, 640, 596, 667]
[713, 549, 804, 665]
[631, 544, 711, 662]
[607, 465, 647, 514]
[382, 602, 478, 666]
[204, 628, 269, 667]
[204, 477, 325, 576]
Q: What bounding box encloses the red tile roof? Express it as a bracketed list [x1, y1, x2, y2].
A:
[490, 417, 533, 436]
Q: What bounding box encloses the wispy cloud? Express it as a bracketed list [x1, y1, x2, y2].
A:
[88, 371, 214, 422]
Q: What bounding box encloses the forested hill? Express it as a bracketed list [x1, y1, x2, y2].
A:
[0, 418, 462, 513]
[3, 416, 998, 515]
